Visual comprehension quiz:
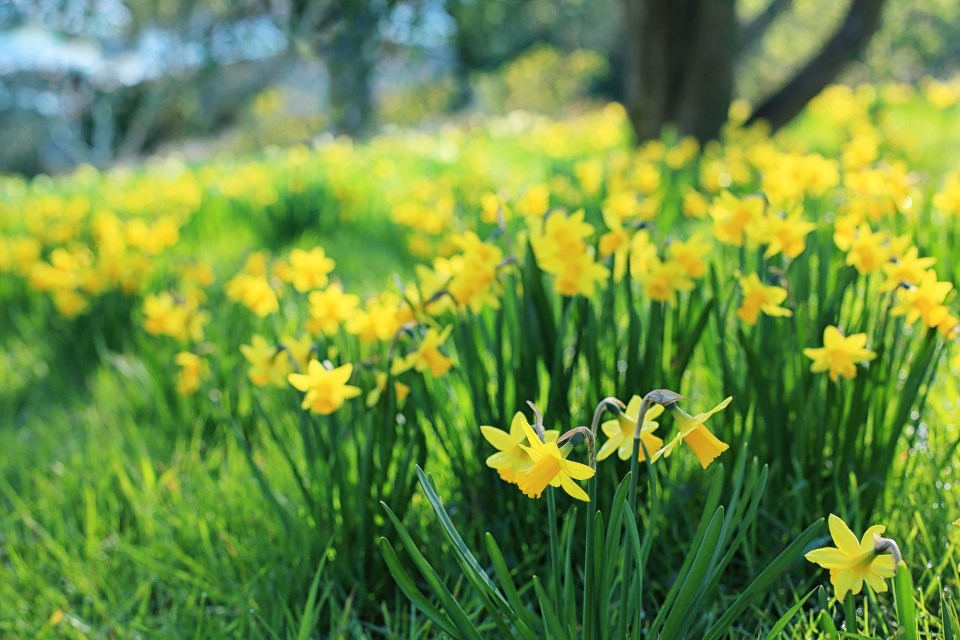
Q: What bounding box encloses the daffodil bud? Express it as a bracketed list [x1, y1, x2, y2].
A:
[644, 389, 685, 408]
[872, 533, 903, 566]
[558, 426, 596, 470]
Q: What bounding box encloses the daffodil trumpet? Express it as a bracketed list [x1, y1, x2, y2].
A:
[515, 416, 595, 502]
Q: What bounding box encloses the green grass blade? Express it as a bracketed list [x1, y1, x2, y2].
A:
[764, 588, 816, 640]
[894, 563, 918, 640]
[658, 506, 725, 639]
[702, 518, 824, 640]
[378, 538, 461, 638]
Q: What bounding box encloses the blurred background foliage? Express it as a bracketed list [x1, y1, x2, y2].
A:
[1, 0, 959, 176]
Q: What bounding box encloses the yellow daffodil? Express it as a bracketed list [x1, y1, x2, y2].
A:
[281, 333, 314, 373]
[805, 514, 897, 599]
[481, 412, 559, 484]
[762, 208, 816, 259]
[174, 351, 208, 395]
[535, 209, 595, 273]
[240, 334, 290, 387]
[392, 326, 454, 378]
[668, 234, 711, 279]
[574, 159, 603, 196]
[345, 292, 404, 344]
[366, 371, 411, 408]
[597, 396, 664, 462]
[517, 184, 550, 218]
[445, 232, 502, 312]
[803, 326, 876, 381]
[653, 397, 732, 469]
[551, 249, 610, 297]
[736, 273, 792, 325]
[844, 226, 890, 275]
[516, 417, 594, 501]
[880, 247, 936, 291]
[939, 314, 960, 339]
[890, 269, 953, 328]
[308, 283, 359, 335]
[639, 258, 694, 306]
[226, 274, 279, 317]
[933, 172, 960, 216]
[681, 188, 708, 218]
[287, 247, 335, 292]
[288, 361, 361, 415]
[710, 191, 765, 247]
[143, 292, 209, 342]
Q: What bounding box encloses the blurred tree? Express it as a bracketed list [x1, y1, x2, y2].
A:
[623, 0, 889, 142]
[0, 0, 283, 172]
[445, 0, 619, 107]
[280, 0, 396, 137]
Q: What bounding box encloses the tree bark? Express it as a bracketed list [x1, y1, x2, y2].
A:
[326, 4, 377, 137]
[747, 0, 887, 131]
[622, 0, 737, 143]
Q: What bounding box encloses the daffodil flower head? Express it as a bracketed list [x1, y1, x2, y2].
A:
[481, 412, 558, 484]
[805, 514, 898, 599]
[516, 417, 594, 501]
[392, 325, 454, 378]
[597, 395, 664, 462]
[653, 397, 732, 469]
[287, 360, 362, 415]
[803, 325, 877, 381]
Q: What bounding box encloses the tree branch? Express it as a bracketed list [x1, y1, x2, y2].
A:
[739, 0, 793, 53]
[746, 0, 887, 132]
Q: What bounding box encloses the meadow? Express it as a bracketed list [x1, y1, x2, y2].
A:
[2, 82, 960, 638]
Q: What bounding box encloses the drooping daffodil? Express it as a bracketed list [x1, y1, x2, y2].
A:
[597, 395, 664, 462]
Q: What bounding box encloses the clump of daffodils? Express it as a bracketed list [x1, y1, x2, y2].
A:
[482, 390, 734, 502]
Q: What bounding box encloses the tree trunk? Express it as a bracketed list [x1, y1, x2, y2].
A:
[747, 0, 887, 131]
[622, 0, 737, 143]
[326, 6, 377, 137]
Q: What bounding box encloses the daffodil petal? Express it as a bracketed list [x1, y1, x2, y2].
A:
[509, 412, 527, 439]
[597, 437, 621, 462]
[859, 524, 886, 553]
[559, 474, 590, 502]
[863, 570, 889, 594]
[805, 547, 848, 569]
[485, 451, 515, 469]
[828, 514, 862, 556]
[645, 403, 665, 420]
[561, 458, 595, 481]
[481, 426, 517, 451]
[520, 416, 546, 450]
[601, 420, 621, 438]
[833, 570, 862, 599]
[870, 554, 897, 578]
[518, 444, 544, 461]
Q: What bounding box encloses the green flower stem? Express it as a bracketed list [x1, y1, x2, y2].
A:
[843, 593, 857, 634]
[547, 487, 561, 604]
[583, 396, 621, 640]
